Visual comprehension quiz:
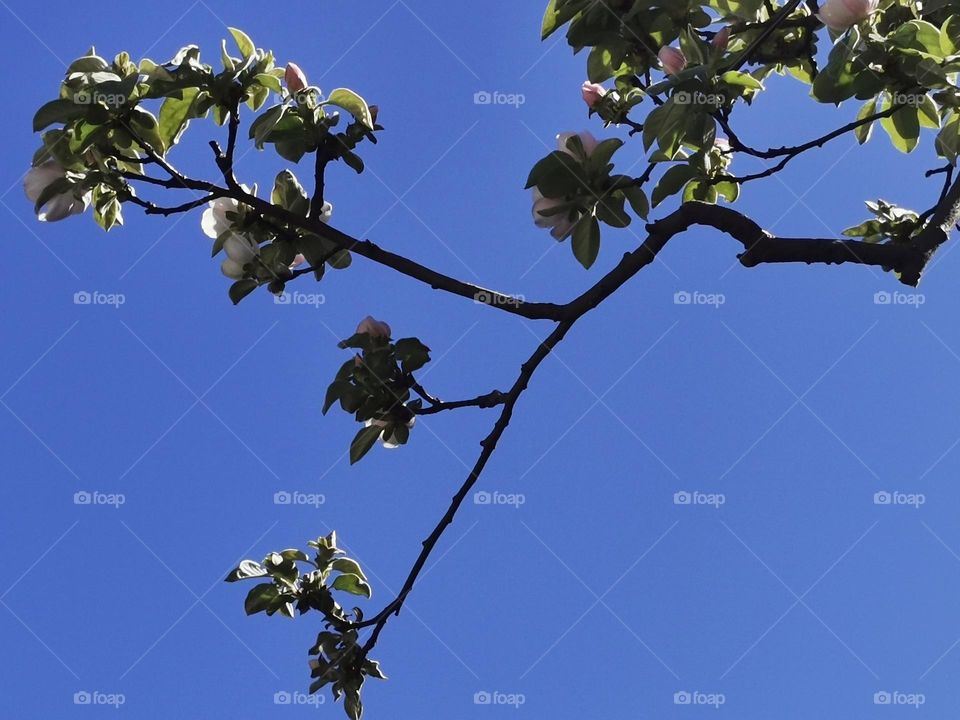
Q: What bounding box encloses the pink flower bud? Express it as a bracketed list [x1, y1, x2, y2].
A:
[712, 27, 731, 52]
[284, 63, 308, 94]
[369, 105, 379, 124]
[818, 0, 878, 31]
[581, 81, 607, 109]
[356, 316, 391, 339]
[658, 47, 687, 76]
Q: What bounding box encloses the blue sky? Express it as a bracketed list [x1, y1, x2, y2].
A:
[3, 1, 960, 717]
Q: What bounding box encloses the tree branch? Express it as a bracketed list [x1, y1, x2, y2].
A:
[357, 319, 576, 654]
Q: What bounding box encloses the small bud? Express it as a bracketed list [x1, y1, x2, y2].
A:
[658, 47, 687, 76]
[712, 27, 730, 52]
[581, 81, 607, 109]
[368, 105, 379, 125]
[356, 316, 391, 339]
[284, 62, 308, 94]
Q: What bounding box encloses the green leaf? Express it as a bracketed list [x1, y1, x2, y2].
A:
[917, 95, 940, 129]
[229, 279, 259, 305]
[622, 186, 649, 219]
[249, 105, 287, 148]
[344, 689, 363, 720]
[326, 88, 373, 130]
[720, 70, 763, 90]
[880, 98, 921, 154]
[541, 0, 560, 39]
[942, 15, 960, 55]
[33, 99, 86, 132]
[332, 573, 372, 598]
[228, 27, 255, 59]
[936, 114, 960, 163]
[254, 72, 283, 94]
[854, 96, 878, 144]
[525, 151, 586, 197]
[571, 214, 600, 270]
[595, 194, 631, 228]
[363, 660, 387, 680]
[226, 559, 268, 582]
[651, 164, 696, 207]
[244, 582, 278, 615]
[331, 558, 368, 582]
[349, 425, 383, 464]
[129, 107, 166, 155]
[271, 169, 309, 215]
[158, 88, 199, 151]
[393, 337, 431, 373]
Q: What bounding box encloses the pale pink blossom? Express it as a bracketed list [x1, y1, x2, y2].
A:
[658, 47, 687, 76]
[220, 235, 259, 279]
[557, 131, 599, 159]
[581, 81, 607, 109]
[818, 0, 878, 30]
[23, 162, 90, 222]
[532, 188, 577, 241]
[365, 416, 416, 449]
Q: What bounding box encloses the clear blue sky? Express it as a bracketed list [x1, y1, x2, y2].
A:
[3, 1, 960, 717]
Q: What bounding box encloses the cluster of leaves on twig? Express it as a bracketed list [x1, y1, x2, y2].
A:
[226, 532, 384, 718]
